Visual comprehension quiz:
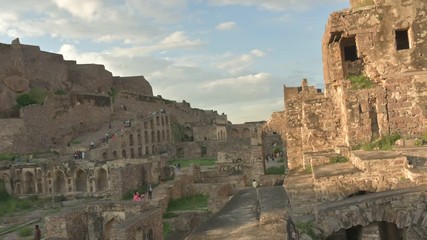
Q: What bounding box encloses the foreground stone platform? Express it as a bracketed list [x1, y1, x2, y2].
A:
[186, 186, 289, 240]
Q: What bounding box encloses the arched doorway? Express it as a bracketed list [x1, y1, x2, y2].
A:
[103, 218, 116, 240]
[96, 168, 108, 191]
[54, 171, 66, 193]
[23, 171, 35, 194]
[75, 169, 87, 192]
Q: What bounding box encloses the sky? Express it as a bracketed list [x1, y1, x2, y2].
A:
[0, 0, 349, 124]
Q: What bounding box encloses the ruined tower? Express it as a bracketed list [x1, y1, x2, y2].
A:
[284, 0, 427, 169]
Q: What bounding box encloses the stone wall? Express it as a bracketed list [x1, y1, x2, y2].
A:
[113, 76, 153, 97]
[315, 186, 427, 238]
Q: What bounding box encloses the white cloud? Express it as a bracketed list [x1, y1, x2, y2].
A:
[216, 49, 265, 74]
[51, 0, 102, 21]
[202, 72, 270, 91]
[216, 21, 236, 30]
[109, 31, 203, 57]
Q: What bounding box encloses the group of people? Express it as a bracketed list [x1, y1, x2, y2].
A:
[132, 184, 153, 202]
[73, 151, 85, 159]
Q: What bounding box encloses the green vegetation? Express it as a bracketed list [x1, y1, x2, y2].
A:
[16, 88, 48, 108]
[347, 75, 374, 90]
[163, 221, 171, 239]
[163, 212, 179, 219]
[304, 165, 313, 174]
[18, 227, 33, 237]
[265, 166, 285, 175]
[71, 139, 81, 145]
[0, 182, 39, 216]
[415, 132, 427, 146]
[330, 156, 349, 164]
[295, 221, 318, 240]
[360, 133, 401, 150]
[54, 89, 66, 95]
[108, 87, 119, 102]
[170, 158, 216, 168]
[166, 194, 208, 212]
[273, 146, 282, 154]
[0, 153, 15, 161]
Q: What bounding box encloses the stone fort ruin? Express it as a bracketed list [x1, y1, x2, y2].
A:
[265, 0, 427, 239]
[0, 0, 427, 239]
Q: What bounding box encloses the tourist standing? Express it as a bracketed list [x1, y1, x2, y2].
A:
[34, 225, 41, 240]
[252, 179, 258, 189]
[148, 184, 153, 199]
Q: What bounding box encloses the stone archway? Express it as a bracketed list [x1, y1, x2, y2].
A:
[75, 169, 88, 192]
[96, 168, 108, 191]
[54, 170, 66, 193]
[23, 171, 35, 194]
[242, 128, 251, 138]
[317, 189, 427, 239]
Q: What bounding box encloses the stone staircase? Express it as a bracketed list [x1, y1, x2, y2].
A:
[284, 169, 317, 222]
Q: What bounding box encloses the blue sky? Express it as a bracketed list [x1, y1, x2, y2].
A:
[0, 0, 349, 123]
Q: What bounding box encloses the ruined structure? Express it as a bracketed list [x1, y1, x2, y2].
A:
[0, 37, 286, 239]
[272, 0, 427, 239]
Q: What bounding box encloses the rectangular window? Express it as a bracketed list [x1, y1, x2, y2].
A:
[395, 29, 410, 50]
[341, 36, 358, 61]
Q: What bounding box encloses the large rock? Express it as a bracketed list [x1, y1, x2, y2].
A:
[3, 75, 30, 93]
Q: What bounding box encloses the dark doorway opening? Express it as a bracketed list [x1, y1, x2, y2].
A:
[395, 29, 410, 50]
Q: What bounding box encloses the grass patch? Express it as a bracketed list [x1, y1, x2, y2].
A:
[16, 88, 48, 108]
[71, 139, 81, 145]
[415, 132, 427, 146]
[163, 221, 171, 239]
[304, 165, 313, 174]
[0, 153, 15, 161]
[170, 158, 215, 168]
[166, 194, 208, 212]
[163, 212, 179, 219]
[18, 226, 33, 237]
[295, 221, 318, 240]
[360, 133, 401, 150]
[265, 166, 285, 175]
[347, 75, 374, 90]
[54, 89, 66, 95]
[330, 156, 348, 164]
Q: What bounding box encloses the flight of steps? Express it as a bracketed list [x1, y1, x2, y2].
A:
[284, 170, 318, 222]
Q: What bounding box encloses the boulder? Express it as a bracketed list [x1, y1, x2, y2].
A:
[3, 75, 30, 93]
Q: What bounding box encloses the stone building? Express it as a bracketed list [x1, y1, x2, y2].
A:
[276, 0, 427, 239]
[284, 0, 427, 170]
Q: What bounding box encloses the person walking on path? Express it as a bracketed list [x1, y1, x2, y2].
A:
[252, 179, 258, 189]
[34, 225, 41, 240]
[148, 183, 153, 199]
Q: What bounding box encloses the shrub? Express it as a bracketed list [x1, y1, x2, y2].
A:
[330, 156, 348, 164]
[54, 89, 66, 95]
[163, 221, 171, 239]
[347, 75, 374, 90]
[18, 227, 33, 237]
[0, 153, 15, 161]
[304, 165, 313, 174]
[295, 221, 318, 240]
[361, 133, 401, 151]
[265, 166, 285, 175]
[16, 88, 48, 107]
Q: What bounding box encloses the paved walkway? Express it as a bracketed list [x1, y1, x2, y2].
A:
[187, 187, 287, 240]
